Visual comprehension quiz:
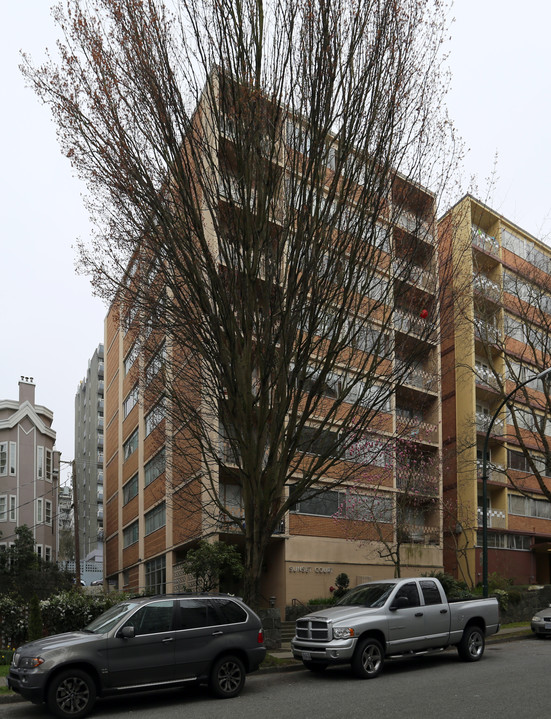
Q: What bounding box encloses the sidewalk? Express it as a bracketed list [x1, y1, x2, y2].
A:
[0, 626, 535, 703]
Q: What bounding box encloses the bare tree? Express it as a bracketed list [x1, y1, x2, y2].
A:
[23, 0, 459, 606]
[334, 433, 440, 577]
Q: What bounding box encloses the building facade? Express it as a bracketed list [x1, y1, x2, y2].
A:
[0, 379, 60, 561]
[103, 92, 445, 607]
[440, 195, 551, 587]
[74, 344, 105, 561]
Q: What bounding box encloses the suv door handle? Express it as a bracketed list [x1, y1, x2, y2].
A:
[162, 637, 174, 643]
[440, 609, 448, 614]
[212, 631, 224, 636]
[415, 612, 423, 617]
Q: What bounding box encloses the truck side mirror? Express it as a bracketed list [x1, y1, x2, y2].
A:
[118, 625, 135, 639]
[390, 596, 409, 611]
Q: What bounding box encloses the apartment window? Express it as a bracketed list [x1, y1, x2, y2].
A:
[123, 520, 139, 548]
[145, 343, 166, 385]
[291, 489, 340, 517]
[9, 496, 16, 522]
[509, 494, 551, 520]
[45, 500, 52, 526]
[9, 442, 16, 475]
[36, 544, 43, 560]
[37, 446, 44, 480]
[145, 502, 166, 535]
[44, 546, 52, 563]
[0, 443, 6, 476]
[36, 498, 43, 524]
[145, 555, 166, 595]
[46, 449, 53, 482]
[123, 385, 139, 418]
[0, 496, 7, 522]
[123, 474, 139, 505]
[145, 398, 165, 436]
[123, 429, 139, 461]
[145, 448, 166, 487]
[124, 343, 139, 375]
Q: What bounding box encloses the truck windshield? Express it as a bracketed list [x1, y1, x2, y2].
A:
[84, 602, 141, 634]
[336, 583, 394, 608]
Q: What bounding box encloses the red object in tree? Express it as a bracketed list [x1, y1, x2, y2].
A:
[420, 309, 428, 319]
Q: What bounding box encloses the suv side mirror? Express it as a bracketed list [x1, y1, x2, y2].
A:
[119, 625, 135, 639]
[390, 596, 409, 611]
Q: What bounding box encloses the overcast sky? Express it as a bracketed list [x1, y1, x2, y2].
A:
[1, 1, 550, 485]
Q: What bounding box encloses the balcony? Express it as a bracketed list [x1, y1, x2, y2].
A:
[397, 363, 438, 393]
[396, 414, 438, 443]
[395, 263, 437, 293]
[394, 309, 437, 342]
[476, 460, 508, 484]
[475, 363, 501, 392]
[395, 211, 433, 241]
[472, 227, 499, 255]
[473, 274, 501, 302]
[398, 525, 440, 545]
[474, 317, 500, 344]
[476, 412, 504, 436]
[477, 507, 506, 529]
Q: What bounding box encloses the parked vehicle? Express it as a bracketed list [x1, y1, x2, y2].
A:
[291, 577, 499, 678]
[8, 594, 266, 718]
[531, 604, 551, 637]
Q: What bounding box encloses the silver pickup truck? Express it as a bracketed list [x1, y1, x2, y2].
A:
[291, 577, 499, 678]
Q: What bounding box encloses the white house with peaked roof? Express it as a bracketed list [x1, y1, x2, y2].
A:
[0, 378, 60, 561]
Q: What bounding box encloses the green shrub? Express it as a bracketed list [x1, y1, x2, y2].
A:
[0, 649, 14, 665]
[0, 595, 28, 648]
[333, 573, 350, 599]
[28, 594, 43, 641]
[488, 572, 514, 592]
[40, 591, 130, 636]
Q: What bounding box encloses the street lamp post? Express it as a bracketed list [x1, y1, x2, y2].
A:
[481, 366, 551, 597]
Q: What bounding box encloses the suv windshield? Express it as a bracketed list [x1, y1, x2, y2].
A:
[336, 583, 394, 608]
[84, 602, 141, 634]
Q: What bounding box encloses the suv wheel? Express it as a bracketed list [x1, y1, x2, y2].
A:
[47, 669, 96, 719]
[209, 655, 246, 698]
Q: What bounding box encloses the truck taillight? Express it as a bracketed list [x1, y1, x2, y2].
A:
[257, 629, 265, 644]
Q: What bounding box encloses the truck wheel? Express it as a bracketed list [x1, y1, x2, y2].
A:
[457, 625, 485, 662]
[209, 655, 245, 698]
[303, 661, 327, 673]
[351, 638, 384, 679]
[46, 669, 96, 719]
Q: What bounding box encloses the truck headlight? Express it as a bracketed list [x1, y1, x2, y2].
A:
[333, 627, 355, 639]
[19, 657, 44, 669]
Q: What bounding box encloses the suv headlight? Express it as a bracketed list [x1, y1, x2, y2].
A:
[333, 627, 355, 639]
[532, 615, 543, 623]
[18, 657, 44, 669]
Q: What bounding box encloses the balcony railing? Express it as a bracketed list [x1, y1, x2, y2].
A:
[397, 362, 438, 392]
[396, 211, 433, 241]
[394, 309, 437, 341]
[398, 525, 440, 545]
[475, 364, 501, 391]
[477, 507, 506, 529]
[396, 415, 438, 443]
[476, 412, 504, 436]
[473, 274, 501, 302]
[472, 227, 499, 255]
[476, 460, 508, 484]
[474, 317, 500, 344]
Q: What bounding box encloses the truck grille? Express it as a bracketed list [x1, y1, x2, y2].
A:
[296, 618, 331, 642]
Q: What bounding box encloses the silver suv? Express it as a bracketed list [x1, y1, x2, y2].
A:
[8, 594, 266, 718]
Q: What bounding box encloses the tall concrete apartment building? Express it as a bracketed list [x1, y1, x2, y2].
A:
[0, 379, 60, 560]
[440, 195, 551, 587]
[103, 89, 444, 607]
[74, 344, 105, 562]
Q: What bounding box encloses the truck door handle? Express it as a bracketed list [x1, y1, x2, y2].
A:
[440, 609, 448, 614]
[415, 612, 423, 617]
[162, 637, 174, 643]
[212, 631, 224, 636]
